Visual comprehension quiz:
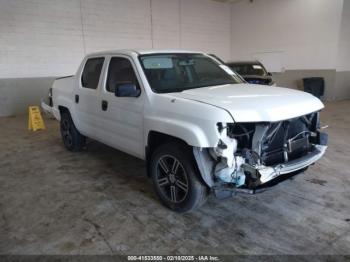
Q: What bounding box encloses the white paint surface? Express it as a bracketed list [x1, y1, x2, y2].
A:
[50, 49, 324, 152]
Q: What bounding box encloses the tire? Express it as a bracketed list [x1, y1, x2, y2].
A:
[150, 142, 208, 212]
[60, 111, 86, 152]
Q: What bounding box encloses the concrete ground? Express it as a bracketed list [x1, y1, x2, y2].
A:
[0, 100, 349, 255]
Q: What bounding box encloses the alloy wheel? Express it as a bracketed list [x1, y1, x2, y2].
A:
[156, 155, 189, 203]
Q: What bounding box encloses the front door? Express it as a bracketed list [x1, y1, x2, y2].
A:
[98, 56, 144, 158]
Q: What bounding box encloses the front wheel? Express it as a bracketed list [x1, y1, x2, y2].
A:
[150, 143, 208, 212]
[60, 111, 86, 152]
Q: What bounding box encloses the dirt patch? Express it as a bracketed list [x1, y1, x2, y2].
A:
[58, 241, 76, 252]
[306, 178, 327, 186]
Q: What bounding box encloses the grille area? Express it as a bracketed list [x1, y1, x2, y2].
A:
[261, 116, 313, 165]
[227, 112, 319, 166]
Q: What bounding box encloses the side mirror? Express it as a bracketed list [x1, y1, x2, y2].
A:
[115, 83, 140, 97]
[267, 72, 272, 76]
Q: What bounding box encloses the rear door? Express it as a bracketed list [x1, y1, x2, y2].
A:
[97, 55, 144, 158]
[74, 56, 105, 139]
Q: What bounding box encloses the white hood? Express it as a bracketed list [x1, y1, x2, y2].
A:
[171, 84, 324, 122]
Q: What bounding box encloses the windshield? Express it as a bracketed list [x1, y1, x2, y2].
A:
[139, 54, 242, 93]
[228, 63, 267, 76]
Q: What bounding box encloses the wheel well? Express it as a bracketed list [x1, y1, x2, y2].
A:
[58, 106, 69, 117]
[145, 131, 189, 176]
[146, 131, 189, 157]
[145, 131, 209, 187]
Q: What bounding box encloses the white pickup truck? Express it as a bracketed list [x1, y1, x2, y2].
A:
[42, 49, 328, 212]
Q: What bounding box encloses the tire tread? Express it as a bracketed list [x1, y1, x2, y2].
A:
[150, 142, 208, 212]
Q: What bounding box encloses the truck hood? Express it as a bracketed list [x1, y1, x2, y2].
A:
[170, 84, 324, 122]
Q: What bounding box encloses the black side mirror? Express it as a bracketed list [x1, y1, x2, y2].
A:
[115, 83, 140, 97]
[267, 72, 272, 76]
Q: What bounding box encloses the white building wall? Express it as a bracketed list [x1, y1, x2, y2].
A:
[81, 0, 152, 54]
[0, 0, 232, 79]
[151, 0, 181, 49]
[336, 0, 350, 71]
[0, 0, 84, 78]
[0, 0, 349, 116]
[4, 0, 342, 78]
[334, 0, 350, 100]
[230, 0, 344, 70]
[180, 0, 232, 60]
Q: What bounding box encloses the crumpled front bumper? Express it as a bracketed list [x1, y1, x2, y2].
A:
[211, 144, 328, 198]
[242, 144, 327, 187]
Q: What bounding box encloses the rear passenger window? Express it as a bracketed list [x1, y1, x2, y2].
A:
[81, 57, 105, 89]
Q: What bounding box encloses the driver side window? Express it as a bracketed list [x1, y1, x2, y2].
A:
[106, 57, 140, 93]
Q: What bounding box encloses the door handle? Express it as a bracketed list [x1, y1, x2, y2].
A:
[101, 100, 108, 111]
[75, 94, 79, 103]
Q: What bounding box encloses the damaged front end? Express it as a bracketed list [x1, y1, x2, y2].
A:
[193, 112, 328, 196]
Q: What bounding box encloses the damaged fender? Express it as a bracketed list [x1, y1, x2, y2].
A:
[193, 122, 246, 188]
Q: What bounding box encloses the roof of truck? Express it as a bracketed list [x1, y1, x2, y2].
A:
[87, 49, 203, 56]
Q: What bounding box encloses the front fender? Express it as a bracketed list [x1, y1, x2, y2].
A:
[52, 89, 81, 131]
[144, 116, 220, 148]
[144, 94, 234, 148]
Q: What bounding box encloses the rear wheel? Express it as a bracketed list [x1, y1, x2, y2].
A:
[150, 143, 208, 212]
[60, 111, 85, 151]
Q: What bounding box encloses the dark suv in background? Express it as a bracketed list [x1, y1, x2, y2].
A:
[227, 61, 275, 86]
